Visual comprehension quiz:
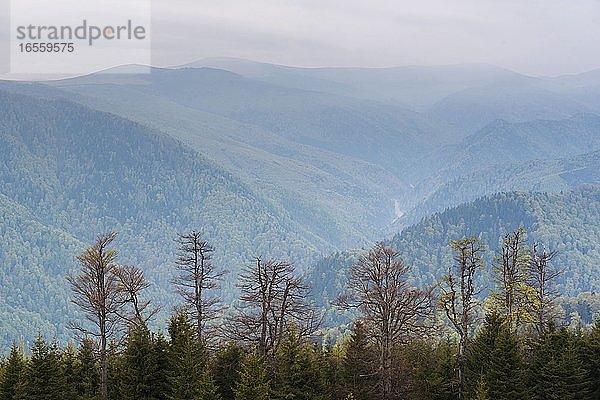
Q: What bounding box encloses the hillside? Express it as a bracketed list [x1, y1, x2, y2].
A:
[311, 189, 600, 324]
[0, 90, 333, 346]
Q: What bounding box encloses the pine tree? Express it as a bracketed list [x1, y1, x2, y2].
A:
[120, 325, 155, 400]
[75, 339, 100, 400]
[22, 337, 67, 400]
[342, 321, 376, 400]
[150, 332, 172, 399]
[61, 344, 79, 400]
[234, 352, 270, 400]
[272, 328, 326, 400]
[168, 312, 211, 400]
[582, 321, 600, 399]
[213, 342, 244, 400]
[486, 324, 525, 400]
[0, 345, 26, 400]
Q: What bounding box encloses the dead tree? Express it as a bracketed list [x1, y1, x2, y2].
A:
[229, 257, 318, 358]
[172, 231, 225, 345]
[67, 232, 125, 400]
[528, 243, 562, 335]
[439, 236, 485, 399]
[337, 243, 435, 400]
[114, 264, 159, 328]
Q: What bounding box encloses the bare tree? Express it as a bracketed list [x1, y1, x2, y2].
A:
[114, 264, 160, 328]
[439, 236, 485, 399]
[172, 231, 225, 345]
[229, 257, 318, 358]
[490, 227, 533, 328]
[337, 243, 435, 400]
[528, 243, 562, 335]
[67, 232, 125, 400]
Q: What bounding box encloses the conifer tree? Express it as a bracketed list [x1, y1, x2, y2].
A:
[22, 337, 67, 400]
[474, 376, 489, 400]
[168, 312, 212, 400]
[485, 325, 525, 400]
[582, 320, 600, 399]
[234, 353, 270, 400]
[75, 339, 100, 399]
[213, 343, 244, 400]
[272, 328, 325, 400]
[150, 332, 172, 399]
[342, 321, 376, 400]
[0, 345, 26, 400]
[465, 313, 504, 397]
[120, 325, 155, 400]
[105, 342, 122, 400]
[61, 344, 78, 400]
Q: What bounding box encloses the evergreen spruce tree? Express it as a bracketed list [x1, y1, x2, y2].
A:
[530, 328, 592, 400]
[272, 328, 326, 400]
[61, 344, 79, 400]
[342, 321, 376, 400]
[465, 313, 504, 396]
[0, 345, 26, 400]
[583, 321, 600, 399]
[486, 324, 525, 400]
[150, 332, 172, 399]
[474, 375, 489, 400]
[22, 337, 67, 400]
[213, 342, 244, 400]
[320, 343, 345, 400]
[168, 311, 212, 400]
[120, 325, 155, 400]
[197, 370, 221, 400]
[105, 341, 122, 400]
[234, 352, 270, 400]
[75, 339, 100, 400]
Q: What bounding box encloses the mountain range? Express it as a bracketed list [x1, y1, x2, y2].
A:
[1, 58, 600, 346]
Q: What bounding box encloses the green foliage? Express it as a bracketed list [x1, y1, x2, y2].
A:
[341, 321, 376, 400]
[167, 312, 212, 400]
[271, 328, 328, 400]
[528, 329, 592, 400]
[397, 339, 457, 400]
[22, 337, 67, 400]
[466, 313, 525, 400]
[120, 325, 170, 400]
[389, 189, 600, 298]
[0, 345, 26, 400]
[234, 353, 270, 400]
[213, 343, 244, 400]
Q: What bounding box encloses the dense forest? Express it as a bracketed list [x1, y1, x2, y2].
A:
[1, 226, 599, 400]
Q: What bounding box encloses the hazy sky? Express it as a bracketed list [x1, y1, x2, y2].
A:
[148, 0, 600, 76]
[2, 0, 599, 77]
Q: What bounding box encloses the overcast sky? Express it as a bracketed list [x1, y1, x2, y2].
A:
[146, 0, 600, 76]
[2, 0, 600, 77]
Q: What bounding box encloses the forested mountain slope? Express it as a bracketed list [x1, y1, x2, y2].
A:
[311, 189, 600, 323]
[0, 90, 331, 346]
